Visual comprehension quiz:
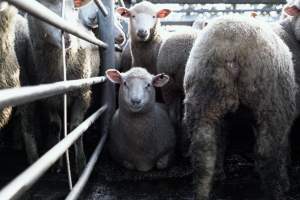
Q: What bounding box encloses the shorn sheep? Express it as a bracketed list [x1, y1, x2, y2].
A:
[106, 67, 176, 172]
[184, 16, 296, 200]
[116, 1, 171, 74]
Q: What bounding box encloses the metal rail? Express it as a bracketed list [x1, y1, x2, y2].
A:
[61, 0, 73, 191]
[94, 0, 108, 16]
[0, 76, 106, 110]
[0, 105, 107, 200]
[6, 0, 108, 48]
[65, 130, 108, 200]
[0, 0, 115, 200]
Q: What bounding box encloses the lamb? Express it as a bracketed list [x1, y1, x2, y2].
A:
[272, 0, 300, 116]
[116, 1, 171, 74]
[156, 27, 198, 154]
[0, 2, 20, 129]
[106, 67, 176, 172]
[27, 0, 100, 174]
[184, 16, 296, 200]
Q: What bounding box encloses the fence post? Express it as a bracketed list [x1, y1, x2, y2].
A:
[98, 0, 116, 141]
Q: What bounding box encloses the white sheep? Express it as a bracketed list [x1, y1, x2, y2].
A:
[106, 67, 176, 172]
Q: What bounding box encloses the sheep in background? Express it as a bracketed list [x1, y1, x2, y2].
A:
[28, 0, 100, 174]
[184, 16, 296, 200]
[156, 27, 198, 154]
[0, 2, 20, 129]
[116, 1, 171, 74]
[273, 0, 300, 116]
[78, 1, 126, 46]
[106, 67, 176, 172]
[192, 19, 208, 30]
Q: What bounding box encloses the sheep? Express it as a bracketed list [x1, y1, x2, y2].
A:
[106, 67, 176, 172]
[192, 19, 208, 30]
[116, 1, 171, 74]
[156, 27, 198, 154]
[272, 0, 300, 116]
[0, 2, 39, 164]
[14, 11, 41, 164]
[27, 0, 100, 174]
[119, 40, 132, 72]
[78, 1, 126, 46]
[0, 2, 20, 129]
[184, 16, 296, 200]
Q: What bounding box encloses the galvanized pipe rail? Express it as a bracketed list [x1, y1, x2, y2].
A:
[94, 0, 108, 16]
[0, 0, 116, 199]
[0, 76, 106, 110]
[6, 0, 108, 48]
[0, 105, 107, 200]
[65, 130, 108, 200]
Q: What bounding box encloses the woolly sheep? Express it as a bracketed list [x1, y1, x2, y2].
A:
[156, 27, 198, 154]
[273, 0, 300, 116]
[28, 0, 100, 174]
[184, 16, 296, 200]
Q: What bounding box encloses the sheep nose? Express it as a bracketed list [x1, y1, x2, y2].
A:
[137, 29, 148, 38]
[131, 98, 142, 105]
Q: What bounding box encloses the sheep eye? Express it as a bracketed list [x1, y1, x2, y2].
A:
[132, 15, 135, 18]
[123, 81, 127, 86]
[152, 16, 156, 18]
[146, 83, 151, 88]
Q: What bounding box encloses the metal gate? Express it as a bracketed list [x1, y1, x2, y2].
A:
[0, 0, 117, 199]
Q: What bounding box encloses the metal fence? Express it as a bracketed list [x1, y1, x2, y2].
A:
[0, 0, 116, 199]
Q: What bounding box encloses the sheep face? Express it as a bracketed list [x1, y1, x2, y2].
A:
[117, 1, 171, 42]
[35, 0, 80, 49]
[284, 0, 300, 40]
[285, 0, 300, 16]
[106, 67, 169, 113]
[78, 3, 126, 45]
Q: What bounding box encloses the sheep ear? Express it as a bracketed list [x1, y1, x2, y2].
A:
[156, 9, 171, 18]
[116, 7, 131, 18]
[74, 0, 92, 8]
[250, 12, 257, 18]
[106, 69, 122, 84]
[152, 73, 169, 87]
[0, 2, 8, 11]
[284, 5, 300, 16]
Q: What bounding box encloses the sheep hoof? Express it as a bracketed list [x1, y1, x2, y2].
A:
[123, 161, 135, 170]
[156, 154, 170, 170]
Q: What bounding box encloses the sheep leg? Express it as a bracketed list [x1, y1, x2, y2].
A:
[20, 104, 39, 164]
[184, 86, 236, 199]
[190, 123, 217, 200]
[47, 109, 62, 173]
[69, 91, 91, 175]
[214, 124, 226, 182]
[123, 161, 135, 170]
[157, 150, 174, 170]
[255, 119, 289, 200]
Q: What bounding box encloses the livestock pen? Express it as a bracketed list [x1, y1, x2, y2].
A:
[0, 0, 300, 200]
